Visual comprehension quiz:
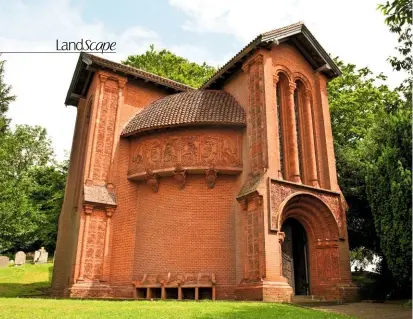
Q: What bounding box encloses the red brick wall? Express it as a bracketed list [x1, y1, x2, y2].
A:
[106, 78, 168, 287]
[132, 174, 239, 298]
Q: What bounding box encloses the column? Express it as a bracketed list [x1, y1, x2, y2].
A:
[304, 89, 319, 187]
[101, 207, 114, 282]
[286, 82, 301, 183]
[77, 205, 93, 281]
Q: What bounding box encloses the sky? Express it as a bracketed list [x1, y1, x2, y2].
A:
[0, 0, 405, 160]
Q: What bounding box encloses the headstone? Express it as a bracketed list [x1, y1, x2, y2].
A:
[14, 251, 26, 266]
[34, 247, 48, 264]
[0, 256, 9, 268]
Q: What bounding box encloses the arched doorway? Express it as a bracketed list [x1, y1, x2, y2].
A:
[277, 193, 342, 298]
[281, 218, 309, 295]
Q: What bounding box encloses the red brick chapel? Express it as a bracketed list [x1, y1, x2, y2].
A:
[52, 22, 358, 302]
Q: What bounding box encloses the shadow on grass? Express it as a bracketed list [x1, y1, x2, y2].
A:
[48, 264, 53, 284]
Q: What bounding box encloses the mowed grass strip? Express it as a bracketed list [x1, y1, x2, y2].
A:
[0, 264, 357, 319]
[0, 298, 357, 319]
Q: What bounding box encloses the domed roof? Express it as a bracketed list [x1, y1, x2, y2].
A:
[121, 90, 246, 137]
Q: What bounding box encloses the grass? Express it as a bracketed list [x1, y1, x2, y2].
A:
[0, 263, 52, 297]
[0, 264, 357, 319]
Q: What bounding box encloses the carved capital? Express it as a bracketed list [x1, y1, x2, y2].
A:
[288, 82, 296, 94]
[173, 164, 187, 190]
[105, 207, 116, 217]
[273, 74, 279, 85]
[118, 79, 127, 90]
[305, 89, 312, 102]
[242, 53, 264, 72]
[83, 204, 94, 215]
[205, 166, 218, 189]
[99, 74, 108, 83]
[254, 195, 263, 207]
[238, 198, 248, 211]
[145, 169, 159, 193]
[278, 231, 286, 244]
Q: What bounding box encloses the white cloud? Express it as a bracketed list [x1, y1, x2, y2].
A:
[0, 0, 160, 160]
[1, 0, 407, 161]
[169, 0, 406, 87]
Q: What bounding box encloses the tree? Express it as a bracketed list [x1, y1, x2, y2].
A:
[327, 60, 400, 256]
[122, 45, 216, 88]
[328, 57, 412, 296]
[0, 125, 55, 253]
[29, 161, 68, 253]
[0, 58, 16, 134]
[364, 107, 412, 295]
[379, 0, 412, 76]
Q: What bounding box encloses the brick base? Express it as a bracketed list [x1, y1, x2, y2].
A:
[67, 283, 115, 298]
[234, 281, 293, 302]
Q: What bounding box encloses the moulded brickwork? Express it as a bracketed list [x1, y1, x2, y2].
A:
[53, 35, 357, 302]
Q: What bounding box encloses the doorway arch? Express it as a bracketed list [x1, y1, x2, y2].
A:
[278, 193, 341, 296]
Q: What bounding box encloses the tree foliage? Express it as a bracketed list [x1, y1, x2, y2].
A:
[328, 56, 412, 295]
[379, 0, 412, 76]
[122, 45, 216, 88]
[0, 125, 51, 252]
[327, 60, 398, 254]
[0, 59, 67, 254]
[0, 58, 16, 134]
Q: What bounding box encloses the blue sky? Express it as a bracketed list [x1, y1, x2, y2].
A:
[0, 0, 405, 159]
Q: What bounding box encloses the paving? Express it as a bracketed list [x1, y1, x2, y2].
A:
[309, 301, 412, 319]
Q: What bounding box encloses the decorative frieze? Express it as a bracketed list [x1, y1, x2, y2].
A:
[129, 129, 242, 178]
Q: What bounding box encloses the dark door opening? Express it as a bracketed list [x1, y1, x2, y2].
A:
[281, 218, 309, 295]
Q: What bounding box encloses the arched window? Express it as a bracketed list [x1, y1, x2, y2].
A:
[294, 81, 305, 183]
[276, 73, 290, 179]
[294, 79, 319, 187]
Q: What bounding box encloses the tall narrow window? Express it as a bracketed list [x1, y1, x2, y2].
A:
[276, 80, 284, 179]
[294, 84, 304, 183]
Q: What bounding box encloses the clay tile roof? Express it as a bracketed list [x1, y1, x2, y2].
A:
[201, 21, 341, 89]
[83, 53, 194, 92]
[121, 90, 246, 137]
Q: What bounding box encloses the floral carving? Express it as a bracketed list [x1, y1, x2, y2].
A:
[145, 169, 159, 193]
[205, 166, 218, 189]
[129, 130, 243, 176]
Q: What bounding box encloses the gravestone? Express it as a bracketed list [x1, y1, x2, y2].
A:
[0, 256, 9, 268]
[34, 247, 48, 264]
[15, 251, 26, 266]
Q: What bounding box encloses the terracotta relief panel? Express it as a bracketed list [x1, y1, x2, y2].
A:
[243, 54, 268, 175]
[269, 179, 344, 238]
[243, 197, 265, 282]
[83, 210, 106, 281]
[128, 129, 242, 177]
[93, 79, 119, 181]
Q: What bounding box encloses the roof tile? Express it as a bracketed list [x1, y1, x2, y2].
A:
[122, 90, 246, 137]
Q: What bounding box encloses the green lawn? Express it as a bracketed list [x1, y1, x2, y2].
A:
[0, 264, 356, 319]
[0, 263, 51, 297]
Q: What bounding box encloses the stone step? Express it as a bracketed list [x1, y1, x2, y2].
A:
[291, 295, 342, 307]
